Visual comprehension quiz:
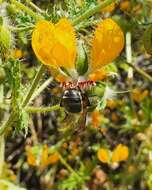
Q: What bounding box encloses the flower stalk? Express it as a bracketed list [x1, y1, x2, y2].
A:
[127, 62, 152, 84]
[22, 64, 46, 108]
[72, 0, 118, 25]
[26, 105, 61, 113]
[30, 77, 53, 103]
[58, 153, 80, 180]
[25, 0, 44, 13]
[10, 0, 43, 21]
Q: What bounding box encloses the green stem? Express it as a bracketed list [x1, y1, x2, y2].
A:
[30, 77, 53, 103]
[22, 64, 46, 107]
[9, 25, 34, 32]
[58, 153, 80, 180]
[0, 113, 16, 136]
[75, 20, 100, 31]
[11, 0, 43, 21]
[0, 135, 5, 177]
[127, 62, 152, 84]
[26, 105, 61, 113]
[72, 0, 118, 25]
[26, 0, 44, 13]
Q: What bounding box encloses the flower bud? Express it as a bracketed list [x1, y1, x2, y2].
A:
[0, 19, 12, 60]
[75, 40, 88, 76]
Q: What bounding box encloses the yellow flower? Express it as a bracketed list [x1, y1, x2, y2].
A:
[97, 148, 110, 163]
[47, 152, 59, 164]
[39, 145, 59, 170]
[26, 146, 36, 166]
[112, 144, 129, 163]
[97, 144, 129, 164]
[91, 18, 124, 71]
[32, 18, 76, 69]
[32, 18, 124, 75]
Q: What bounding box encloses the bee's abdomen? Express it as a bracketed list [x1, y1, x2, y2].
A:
[60, 89, 82, 113]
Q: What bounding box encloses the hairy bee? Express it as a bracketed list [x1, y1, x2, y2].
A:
[60, 87, 90, 113]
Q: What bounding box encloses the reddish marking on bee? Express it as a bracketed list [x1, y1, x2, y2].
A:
[61, 80, 96, 89]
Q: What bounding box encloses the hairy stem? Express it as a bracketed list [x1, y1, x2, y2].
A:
[9, 25, 34, 32]
[72, 0, 118, 25]
[127, 62, 152, 84]
[26, 0, 44, 13]
[58, 153, 80, 180]
[22, 64, 46, 108]
[26, 105, 61, 113]
[31, 77, 53, 103]
[11, 0, 43, 21]
[0, 112, 16, 136]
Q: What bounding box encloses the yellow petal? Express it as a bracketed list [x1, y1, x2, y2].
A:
[40, 145, 49, 170]
[27, 153, 36, 166]
[90, 18, 124, 71]
[26, 146, 36, 166]
[112, 144, 129, 163]
[88, 69, 107, 81]
[47, 152, 59, 164]
[55, 73, 69, 82]
[32, 20, 56, 66]
[97, 148, 110, 163]
[32, 18, 76, 69]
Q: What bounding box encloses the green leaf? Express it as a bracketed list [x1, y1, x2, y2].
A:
[5, 59, 29, 134]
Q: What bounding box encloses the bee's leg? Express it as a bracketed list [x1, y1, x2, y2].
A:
[59, 113, 77, 132]
[62, 112, 69, 122]
[76, 108, 87, 134]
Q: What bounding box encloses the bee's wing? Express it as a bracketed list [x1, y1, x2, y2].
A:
[58, 113, 78, 133]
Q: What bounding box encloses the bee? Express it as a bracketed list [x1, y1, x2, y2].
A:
[59, 87, 89, 131]
[61, 88, 87, 113]
[60, 80, 95, 113]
